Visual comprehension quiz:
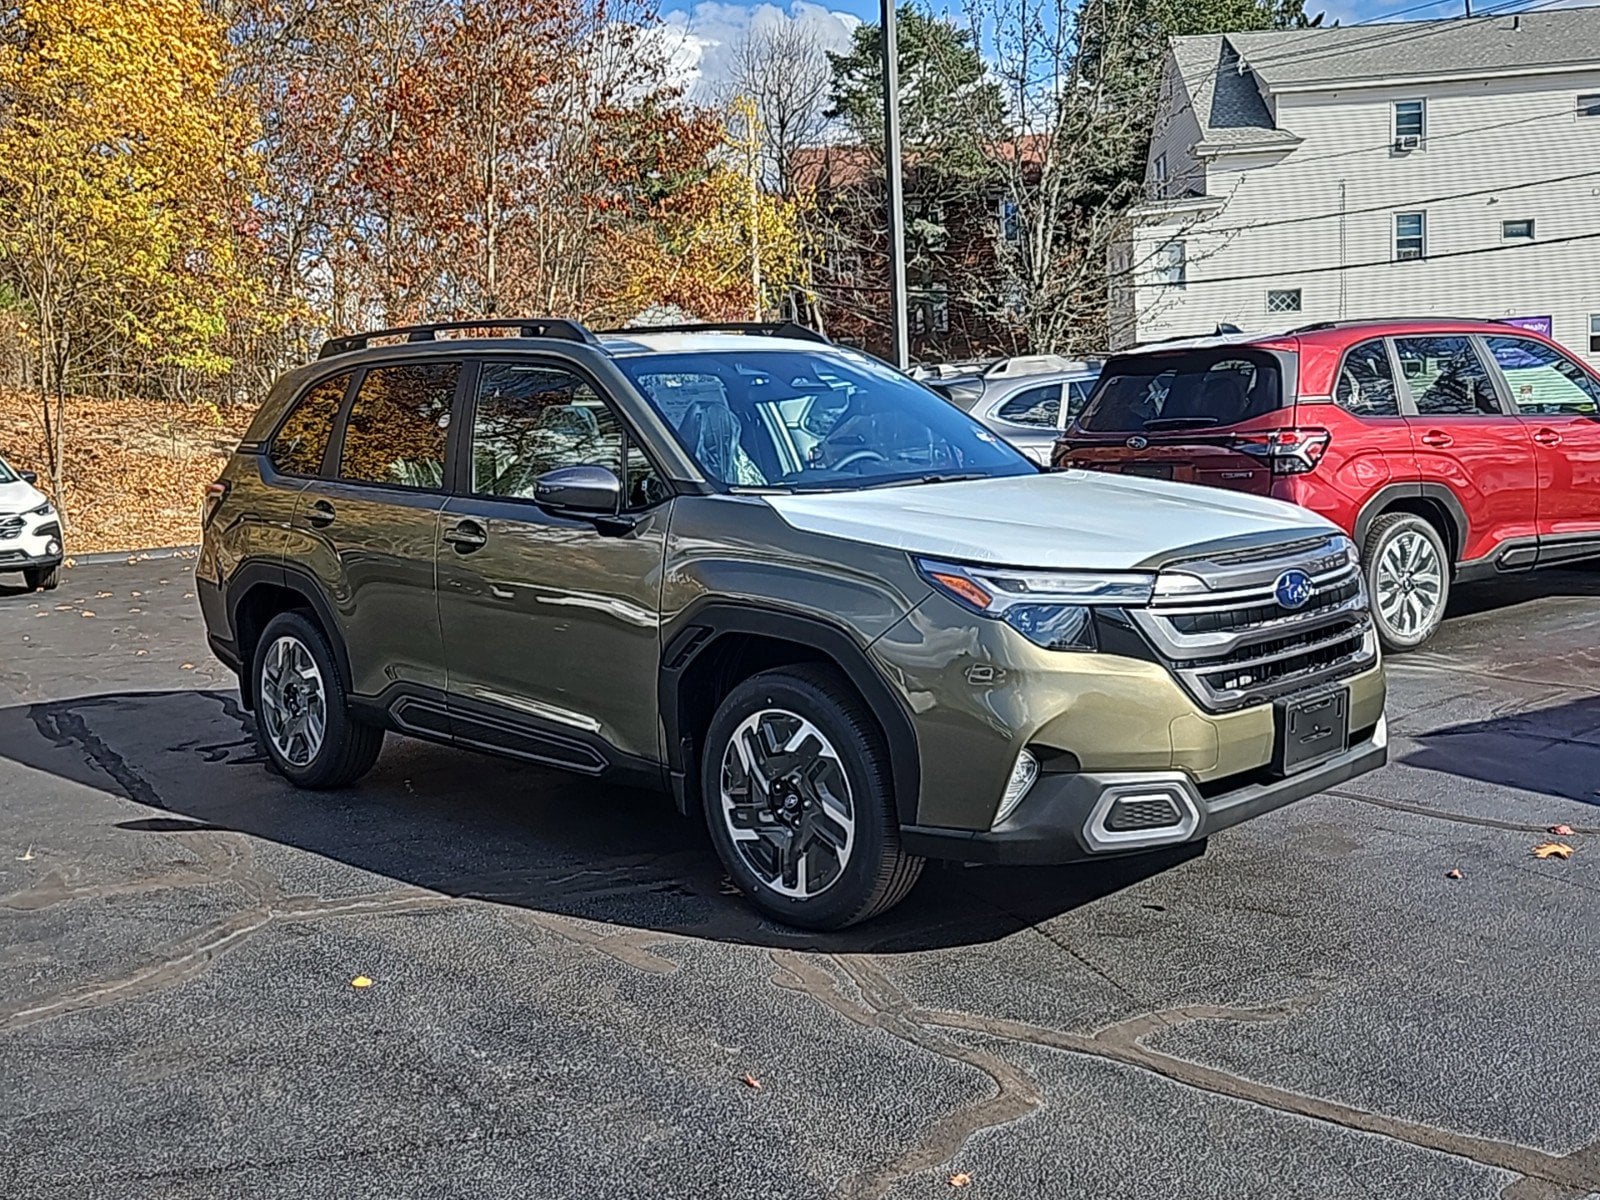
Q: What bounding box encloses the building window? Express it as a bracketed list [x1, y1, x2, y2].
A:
[1591, 314, 1600, 353]
[1152, 153, 1167, 198]
[1155, 240, 1186, 288]
[1395, 212, 1426, 261]
[1577, 94, 1600, 117]
[999, 198, 1020, 243]
[910, 287, 950, 335]
[1502, 219, 1535, 241]
[1394, 100, 1425, 145]
[1266, 288, 1302, 314]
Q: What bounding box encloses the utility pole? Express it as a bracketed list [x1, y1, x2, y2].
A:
[880, 0, 910, 369]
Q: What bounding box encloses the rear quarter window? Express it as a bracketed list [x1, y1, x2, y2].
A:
[270, 373, 349, 476]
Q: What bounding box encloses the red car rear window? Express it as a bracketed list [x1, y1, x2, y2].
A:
[1077, 348, 1286, 433]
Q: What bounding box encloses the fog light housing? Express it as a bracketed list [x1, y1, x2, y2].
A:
[993, 749, 1039, 828]
[46, 540, 60, 556]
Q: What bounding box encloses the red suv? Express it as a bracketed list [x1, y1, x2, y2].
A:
[1056, 319, 1600, 649]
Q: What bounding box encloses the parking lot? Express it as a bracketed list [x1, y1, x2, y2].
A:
[1, 557, 1598, 1198]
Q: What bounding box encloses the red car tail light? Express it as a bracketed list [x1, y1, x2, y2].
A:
[1231, 428, 1331, 475]
[202, 480, 231, 527]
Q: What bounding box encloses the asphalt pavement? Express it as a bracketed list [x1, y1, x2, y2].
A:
[2, 559, 1599, 1199]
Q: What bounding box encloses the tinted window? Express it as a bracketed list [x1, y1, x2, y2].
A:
[1394, 337, 1499, 416]
[616, 349, 1030, 492]
[1078, 351, 1283, 432]
[339, 363, 458, 488]
[271, 373, 348, 476]
[995, 384, 1061, 427]
[470, 363, 665, 508]
[1065, 379, 1094, 419]
[1486, 337, 1600, 416]
[1335, 341, 1399, 416]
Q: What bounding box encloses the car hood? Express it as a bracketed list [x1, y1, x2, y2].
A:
[762, 471, 1337, 572]
[0, 478, 45, 517]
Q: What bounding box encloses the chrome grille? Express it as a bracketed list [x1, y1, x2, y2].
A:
[0, 516, 21, 541]
[1132, 535, 1377, 712]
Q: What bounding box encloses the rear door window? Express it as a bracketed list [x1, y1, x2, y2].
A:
[1076, 351, 1283, 432]
[1394, 337, 1500, 416]
[271, 373, 349, 476]
[1484, 336, 1600, 416]
[338, 362, 459, 489]
[994, 383, 1061, 427]
[1334, 340, 1400, 416]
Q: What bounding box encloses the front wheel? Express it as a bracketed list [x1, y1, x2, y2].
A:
[702, 665, 923, 930]
[251, 611, 383, 788]
[24, 564, 59, 591]
[1364, 513, 1450, 651]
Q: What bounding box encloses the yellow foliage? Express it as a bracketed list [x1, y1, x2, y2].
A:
[0, 0, 262, 378]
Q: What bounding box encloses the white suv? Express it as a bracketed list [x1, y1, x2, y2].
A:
[0, 455, 63, 590]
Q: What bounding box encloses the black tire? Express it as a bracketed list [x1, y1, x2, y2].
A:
[702, 665, 923, 930]
[24, 564, 59, 591]
[251, 611, 383, 789]
[1363, 512, 1450, 652]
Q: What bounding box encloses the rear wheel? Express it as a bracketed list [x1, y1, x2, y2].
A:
[24, 564, 59, 591]
[252, 611, 383, 788]
[1364, 513, 1449, 651]
[702, 665, 923, 930]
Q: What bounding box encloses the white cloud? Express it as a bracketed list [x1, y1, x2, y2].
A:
[655, 2, 860, 102]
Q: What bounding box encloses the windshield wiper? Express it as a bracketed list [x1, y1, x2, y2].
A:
[863, 471, 991, 489]
[1141, 416, 1219, 430]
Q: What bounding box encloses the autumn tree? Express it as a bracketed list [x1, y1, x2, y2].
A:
[0, 0, 261, 506]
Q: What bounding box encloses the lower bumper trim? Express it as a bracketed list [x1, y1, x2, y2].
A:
[901, 717, 1388, 866]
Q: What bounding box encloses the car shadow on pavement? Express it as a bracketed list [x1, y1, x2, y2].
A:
[0, 688, 1202, 952]
[1399, 693, 1600, 807]
[1447, 565, 1600, 622]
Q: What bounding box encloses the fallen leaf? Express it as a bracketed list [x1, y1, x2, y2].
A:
[80, 611, 94, 618]
[350, 976, 373, 989]
[134, 650, 147, 656]
[95, 591, 112, 598]
[1549, 824, 1574, 836]
[718, 876, 741, 896]
[180, 663, 195, 670]
[1445, 868, 1463, 880]
[948, 1174, 972, 1189]
[17, 846, 34, 861]
[740, 1073, 762, 1090]
[54, 604, 71, 610]
[62, 557, 74, 568]
[1533, 842, 1575, 860]
[131, 591, 142, 597]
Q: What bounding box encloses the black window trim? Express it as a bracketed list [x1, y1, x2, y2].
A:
[1388, 333, 1513, 418]
[323, 356, 471, 496]
[454, 354, 677, 512]
[1331, 337, 1404, 419]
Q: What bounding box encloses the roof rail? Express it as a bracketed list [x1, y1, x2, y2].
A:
[1287, 316, 1511, 335]
[601, 321, 831, 345]
[317, 318, 598, 360]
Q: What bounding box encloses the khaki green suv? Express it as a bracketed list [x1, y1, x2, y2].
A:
[197, 320, 1387, 928]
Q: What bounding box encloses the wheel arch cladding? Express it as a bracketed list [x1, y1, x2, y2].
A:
[1356, 483, 1464, 565]
[228, 562, 351, 709]
[659, 604, 922, 824]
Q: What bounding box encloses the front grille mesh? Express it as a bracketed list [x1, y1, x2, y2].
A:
[0, 516, 21, 542]
[1131, 538, 1377, 712]
[1106, 796, 1183, 831]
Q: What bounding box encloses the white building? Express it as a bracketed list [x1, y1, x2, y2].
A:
[1110, 7, 1600, 361]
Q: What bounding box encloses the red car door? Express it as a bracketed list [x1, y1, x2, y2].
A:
[1482, 333, 1600, 559]
[1394, 335, 1538, 564]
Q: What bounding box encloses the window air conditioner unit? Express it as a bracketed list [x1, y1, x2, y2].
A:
[1393, 134, 1421, 151]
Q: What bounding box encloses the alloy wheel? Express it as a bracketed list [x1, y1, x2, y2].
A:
[1374, 528, 1445, 640]
[719, 708, 856, 899]
[259, 635, 328, 768]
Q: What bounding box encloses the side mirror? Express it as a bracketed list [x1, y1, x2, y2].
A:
[18, 470, 37, 484]
[534, 465, 622, 518]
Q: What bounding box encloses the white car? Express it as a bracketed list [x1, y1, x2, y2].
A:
[0, 455, 63, 590]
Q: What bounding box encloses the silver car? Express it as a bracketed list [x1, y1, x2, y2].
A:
[921, 356, 1102, 464]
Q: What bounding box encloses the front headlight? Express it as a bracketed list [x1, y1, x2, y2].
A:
[26, 500, 54, 517]
[914, 557, 1156, 651]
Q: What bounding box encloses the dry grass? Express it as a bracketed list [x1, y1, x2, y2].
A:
[0, 389, 252, 554]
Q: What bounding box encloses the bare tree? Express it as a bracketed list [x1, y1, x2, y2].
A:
[721, 20, 833, 197]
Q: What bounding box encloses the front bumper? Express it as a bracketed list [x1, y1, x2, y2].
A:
[901, 716, 1387, 865]
[0, 515, 63, 571]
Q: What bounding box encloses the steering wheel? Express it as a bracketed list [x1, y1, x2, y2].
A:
[830, 448, 888, 472]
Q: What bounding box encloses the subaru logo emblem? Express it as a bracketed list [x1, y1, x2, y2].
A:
[1126, 435, 1149, 450]
[1274, 569, 1314, 610]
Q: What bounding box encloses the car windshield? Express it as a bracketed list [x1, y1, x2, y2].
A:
[615, 348, 1034, 491]
[0, 455, 16, 484]
[1077, 349, 1284, 433]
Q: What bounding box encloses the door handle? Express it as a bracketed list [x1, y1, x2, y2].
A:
[443, 519, 488, 552]
[1532, 427, 1562, 447]
[307, 499, 336, 527]
[1419, 430, 1453, 448]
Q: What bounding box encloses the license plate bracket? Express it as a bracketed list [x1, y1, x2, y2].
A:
[1273, 687, 1349, 776]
